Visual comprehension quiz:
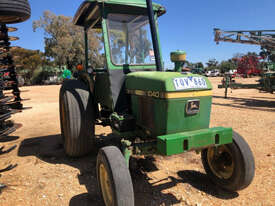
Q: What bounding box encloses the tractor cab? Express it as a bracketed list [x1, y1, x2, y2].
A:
[74, 0, 165, 69]
[74, 0, 165, 113]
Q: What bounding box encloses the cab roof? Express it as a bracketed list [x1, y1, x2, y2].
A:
[73, 0, 166, 28]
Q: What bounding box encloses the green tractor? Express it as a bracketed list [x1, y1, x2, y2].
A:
[59, 0, 255, 205]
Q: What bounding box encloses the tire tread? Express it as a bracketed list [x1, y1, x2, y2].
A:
[201, 131, 255, 191]
[0, 0, 30, 23]
[97, 146, 134, 206]
[59, 80, 94, 157]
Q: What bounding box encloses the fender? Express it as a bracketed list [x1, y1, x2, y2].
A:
[78, 71, 100, 118]
[78, 71, 95, 95]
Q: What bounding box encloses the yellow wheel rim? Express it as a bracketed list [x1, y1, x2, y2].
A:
[99, 163, 114, 206]
[207, 145, 234, 179]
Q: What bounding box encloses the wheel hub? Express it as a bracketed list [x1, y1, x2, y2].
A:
[207, 145, 234, 179]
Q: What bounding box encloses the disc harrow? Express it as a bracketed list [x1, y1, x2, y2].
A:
[0, 0, 31, 190]
[0, 24, 25, 138]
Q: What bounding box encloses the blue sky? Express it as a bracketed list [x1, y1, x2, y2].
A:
[12, 0, 275, 68]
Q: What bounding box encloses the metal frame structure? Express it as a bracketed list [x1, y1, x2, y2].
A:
[215, 28, 275, 97]
[214, 28, 275, 50]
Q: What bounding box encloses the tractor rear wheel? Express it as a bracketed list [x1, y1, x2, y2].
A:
[0, 0, 31, 24]
[97, 146, 134, 206]
[201, 131, 255, 191]
[59, 79, 95, 157]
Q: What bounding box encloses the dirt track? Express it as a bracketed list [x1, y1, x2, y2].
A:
[0, 77, 274, 206]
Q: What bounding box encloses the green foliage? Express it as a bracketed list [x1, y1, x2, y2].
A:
[10, 47, 45, 84]
[33, 11, 104, 70]
[205, 58, 218, 71]
[31, 66, 64, 85]
[185, 61, 204, 69]
[219, 60, 236, 73]
[42, 65, 62, 74]
[205, 58, 237, 73]
[30, 68, 45, 85]
[196, 62, 204, 69]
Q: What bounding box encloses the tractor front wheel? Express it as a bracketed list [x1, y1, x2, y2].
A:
[59, 79, 95, 157]
[201, 131, 255, 192]
[97, 146, 134, 206]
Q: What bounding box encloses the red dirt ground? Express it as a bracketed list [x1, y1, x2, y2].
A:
[0, 77, 274, 206]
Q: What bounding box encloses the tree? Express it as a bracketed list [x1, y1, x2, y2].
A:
[219, 60, 236, 73]
[10, 47, 45, 83]
[206, 59, 218, 71]
[33, 11, 103, 70]
[195, 62, 204, 69]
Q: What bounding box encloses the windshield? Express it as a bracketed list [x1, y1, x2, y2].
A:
[107, 13, 155, 65]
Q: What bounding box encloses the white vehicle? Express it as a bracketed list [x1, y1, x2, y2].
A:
[44, 76, 61, 85]
[211, 69, 220, 77]
[229, 69, 237, 75]
[205, 70, 212, 77]
[205, 69, 220, 77]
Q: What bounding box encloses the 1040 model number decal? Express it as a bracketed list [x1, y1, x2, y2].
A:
[173, 77, 207, 90]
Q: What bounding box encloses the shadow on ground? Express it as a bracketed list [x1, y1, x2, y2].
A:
[177, 171, 238, 199]
[17, 134, 103, 206]
[213, 95, 275, 112]
[18, 134, 238, 206]
[0, 136, 19, 143]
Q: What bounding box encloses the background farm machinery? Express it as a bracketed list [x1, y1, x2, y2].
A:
[214, 28, 275, 97]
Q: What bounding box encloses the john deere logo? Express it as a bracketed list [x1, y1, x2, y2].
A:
[190, 101, 199, 110]
[186, 99, 200, 115]
[147, 91, 160, 98]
